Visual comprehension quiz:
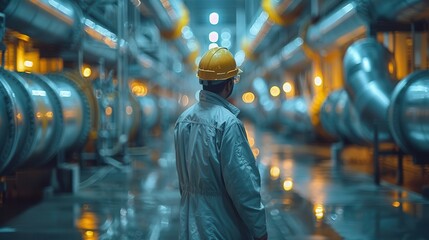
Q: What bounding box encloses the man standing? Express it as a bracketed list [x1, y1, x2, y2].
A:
[174, 47, 268, 240]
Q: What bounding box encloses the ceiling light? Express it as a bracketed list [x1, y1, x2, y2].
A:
[209, 12, 219, 25]
[209, 31, 218, 42]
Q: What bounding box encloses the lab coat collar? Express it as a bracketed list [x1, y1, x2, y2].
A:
[198, 90, 240, 117]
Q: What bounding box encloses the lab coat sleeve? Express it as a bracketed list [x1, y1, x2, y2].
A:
[220, 122, 267, 238]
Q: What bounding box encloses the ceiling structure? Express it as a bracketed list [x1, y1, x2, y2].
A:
[182, 0, 261, 56]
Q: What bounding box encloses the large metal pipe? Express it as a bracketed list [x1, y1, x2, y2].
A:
[134, 0, 198, 63]
[264, 0, 368, 74]
[306, 0, 368, 52]
[343, 38, 397, 143]
[1, 0, 118, 64]
[320, 88, 366, 143]
[44, 73, 91, 151]
[0, 70, 92, 174]
[0, 0, 79, 44]
[388, 70, 429, 156]
[278, 96, 315, 136]
[245, 0, 307, 58]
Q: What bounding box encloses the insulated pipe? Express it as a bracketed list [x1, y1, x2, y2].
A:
[1, 0, 118, 64]
[45, 73, 91, 152]
[305, 0, 368, 53]
[134, 0, 198, 65]
[244, 0, 307, 58]
[388, 70, 429, 155]
[0, 0, 79, 44]
[278, 96, 315, 136]
[320, 88, 365, 143]
[343, 38, 397, 143]
[264, 0, 368, 74]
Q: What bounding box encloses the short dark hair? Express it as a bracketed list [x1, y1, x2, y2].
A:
[202, 77, 233, 94]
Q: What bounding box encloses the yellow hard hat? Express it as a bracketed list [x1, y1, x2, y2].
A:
[197, 47, 242, 82]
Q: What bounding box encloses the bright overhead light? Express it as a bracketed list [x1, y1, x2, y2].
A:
[209, 31, 218, 42]
[209, 12, 219, 25]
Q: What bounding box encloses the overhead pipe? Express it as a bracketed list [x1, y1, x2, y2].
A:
[134, 0, 199, 68]
[1, 0, 118, 65]
[264, 0, 369, 74]
[243, 0, 307, 60]
[388, 70, 429, 161]
[343, 38, 397, 143]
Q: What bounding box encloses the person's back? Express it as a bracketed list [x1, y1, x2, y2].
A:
[174, 47, 267, 240]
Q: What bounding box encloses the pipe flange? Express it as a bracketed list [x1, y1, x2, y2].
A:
[0, 74, 17, 173]
[0, 69, 35, 169]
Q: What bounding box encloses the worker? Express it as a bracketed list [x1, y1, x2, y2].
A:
[174, 47, 268, 240]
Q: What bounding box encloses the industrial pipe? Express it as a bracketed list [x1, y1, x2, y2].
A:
[0, 69, 91, 175]
[278, 96, 315, 137]
[343, 38, 397, 143]
[1, 0, 118, 65]
[244, 0, 307, 59]
[320, 89, 366, 144]
[388, 70, 429, 156]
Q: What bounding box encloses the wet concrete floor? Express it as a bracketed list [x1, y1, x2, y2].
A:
[0, 124, 429, 240]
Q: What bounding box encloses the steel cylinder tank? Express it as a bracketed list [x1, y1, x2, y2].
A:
[388, 70, 429, 157]
[343, 38, 397, 143]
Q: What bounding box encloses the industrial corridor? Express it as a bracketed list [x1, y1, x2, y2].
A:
[1, 0, 429, 239]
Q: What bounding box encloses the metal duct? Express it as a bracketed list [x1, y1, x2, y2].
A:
[44, 73, 91, 152]
[388, 70, 429, 156]
[134, 0, 198, 65]
[306, 0, 368, 53]
[320, 89, 365, 143]
[2, 0, 118, 64]
[14, 73, 63, 166]
[320, 90, 342, 139]
[245, 0, 307, 57]
[343, 38, 397, 143]
[278, 96, 315, 136]
[371, 0, 429, 22]
[265, 0, 368, 73]
[1, 0, 79, 44]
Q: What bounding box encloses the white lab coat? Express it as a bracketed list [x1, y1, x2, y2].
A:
[174, 90, 267, 240]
